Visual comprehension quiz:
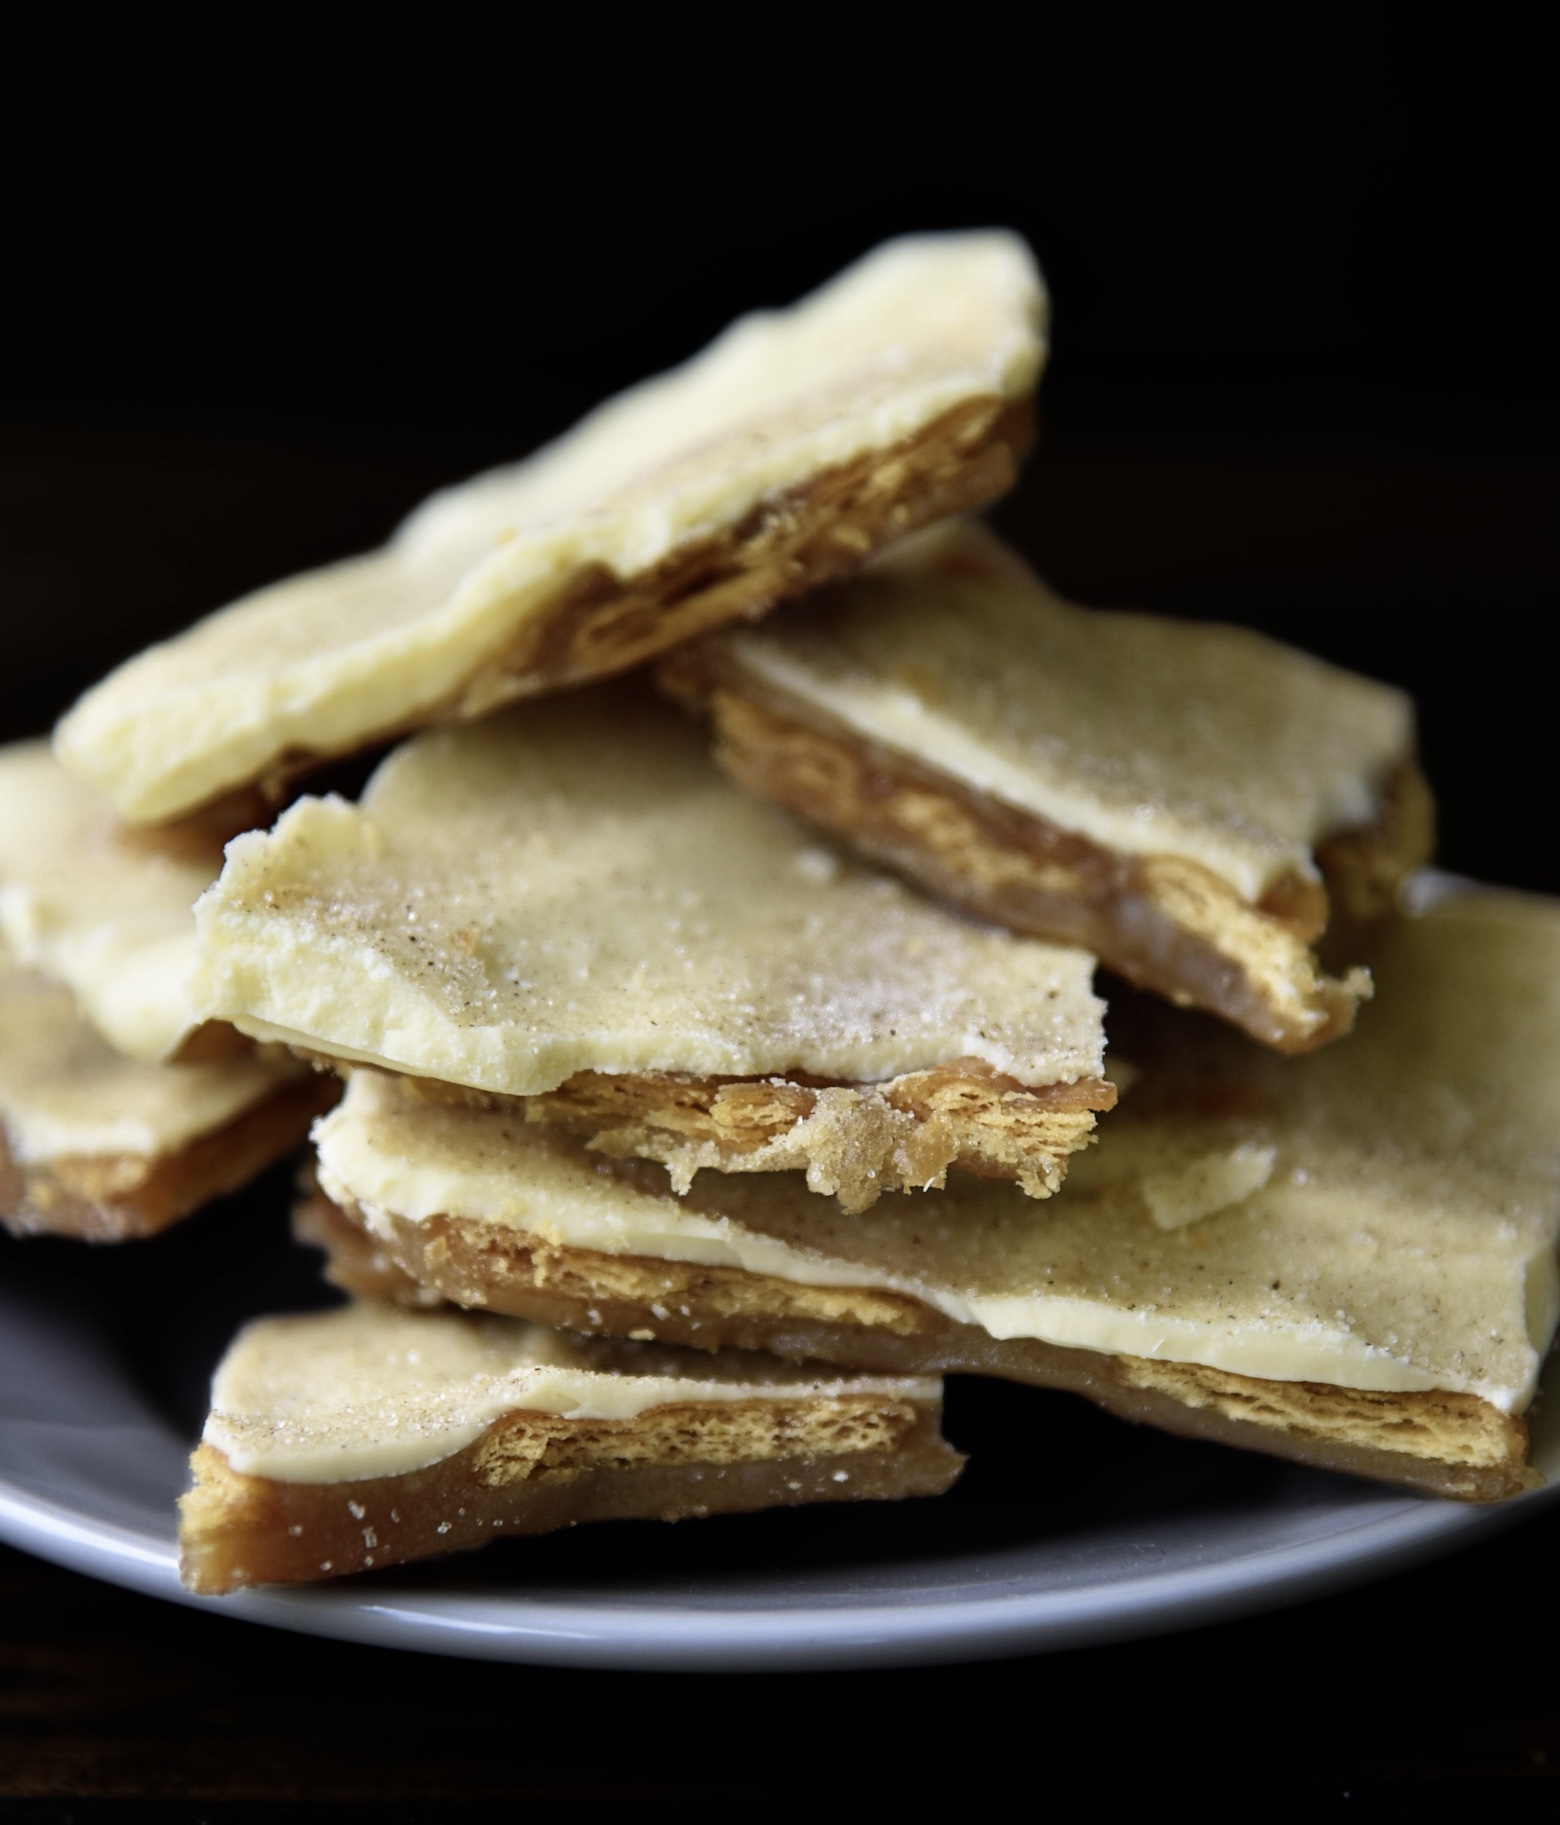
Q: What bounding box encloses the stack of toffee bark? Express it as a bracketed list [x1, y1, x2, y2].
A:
[6, 232, 1558, 1598]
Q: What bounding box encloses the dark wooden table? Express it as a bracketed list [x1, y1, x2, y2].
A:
[3, 391, 1558, 1812]
[3, 1516, 1560, 1810]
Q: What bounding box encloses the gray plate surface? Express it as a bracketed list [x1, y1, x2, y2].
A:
[2, 1242, 1555, 1671]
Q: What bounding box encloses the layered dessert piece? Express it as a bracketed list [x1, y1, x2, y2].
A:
[0, 740, 239, 1063]
[56, 233, 1044, 827]
[302, 892, 1560, 1500]
[0, 955, 330, 1241]
[189, 687, 1113, 1211]
[179, 1301, 959, 1592]
[661, 520, 1433, 1052]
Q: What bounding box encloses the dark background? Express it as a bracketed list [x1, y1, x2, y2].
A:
[3, 10, 1559, 1809]
[5, 13, 1554, 416]
[3, 14, 1557, 894]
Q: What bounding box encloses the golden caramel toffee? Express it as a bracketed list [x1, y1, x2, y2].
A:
[57, 234, 1044, 826]
[0, 955, 329, 1242]
[189, 687, 1113, 1209]
[178, 1302, 958, 1592]
[305, 894, 1560, 1500]
[661, 520, 1433, 1051]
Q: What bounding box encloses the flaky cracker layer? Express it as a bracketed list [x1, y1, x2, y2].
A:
[664, 521, 1430, 1051]
[60, 234, 1042, 825]
[182, 1300, 955, 1591]
[404, 1061, 1114, 1213]
[303, 1191, 1532, 1503]
[299, 897, 1560, 1503]
[192, 685, 1109, 1206]
[661, 646, 1431, 1054]
[181, 1361, 957, 1595]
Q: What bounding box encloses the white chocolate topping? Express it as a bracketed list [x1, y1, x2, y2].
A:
[0, 742, 215, 1062]
[190, 687, 1104, 1094]
[722, 521, 1415, 901]
[204, 1302, 937, 1483]
[56, 233, 1045, 825]
[317, 896, 1560, 1413]
[0, 956, 296, 1165]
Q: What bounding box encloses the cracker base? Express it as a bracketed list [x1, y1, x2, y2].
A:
[219, 397, 1030, 821]
[660, 657, 1432, 1053]
[302, 1192, 1534, 1503]
[180, 1394, 959, 1594]
[394, 1057, 1111, 1213]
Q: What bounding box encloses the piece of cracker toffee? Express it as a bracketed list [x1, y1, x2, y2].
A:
[178, 1302, 959, 1593]
[302, 893, 1560, 1501]
[56, 233, 1044, 827]
[188, 686, 1113, 1211]
[661, 520, 1432, 1052]
[0, 740, 243, 1064]
[0, 955, 330, 1242]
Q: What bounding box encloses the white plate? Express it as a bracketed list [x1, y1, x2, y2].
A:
[3, 1206, 1556, 1672]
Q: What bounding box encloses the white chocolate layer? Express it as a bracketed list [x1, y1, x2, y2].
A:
[0, 743, 214, 1062]
[191, 687, 1104, 1094]
[56, 234, 1044, 825]
[0, 957, 297, 1164]
[721, 522, 1414, 901]
[316, 895, 1560, 1413]
[204, 1302, 938, 1483]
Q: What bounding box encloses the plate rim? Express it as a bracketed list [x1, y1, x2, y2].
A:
[3, 1447, 1551, 1671]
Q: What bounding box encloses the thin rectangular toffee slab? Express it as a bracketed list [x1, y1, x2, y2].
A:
[661, 520, 1433, 1052]
[179, 1302, 959, 1592]
[0, 958, 331, 1242]
[190, 686, 1112, 1210]
[58, 233, 1043, 827]
[302, 893, 1560, 1500]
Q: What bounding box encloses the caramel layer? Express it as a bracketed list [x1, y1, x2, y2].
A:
[181, 1399, 959, 1595]
[305, 1192, 1531, 1503]
[2, 1072, 336, 1242]
[193, 684, 1108, 1205]
[661, 655, 1430, 1052]
[61, 234, 1044, 825]
[474, 396, 1029, 702]
[185, 399, 1030, 824]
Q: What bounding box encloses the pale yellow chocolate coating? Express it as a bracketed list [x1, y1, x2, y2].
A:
[204, 1301, 938, 1484]
[314, 896, 1560, 1413]
[720, 521, 1414, 902]
[56, 234, 1044, 824]
[0, 956, 295, 1165]
[0, 742, 214, 1062]
[190, 687, 1104, 1095]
